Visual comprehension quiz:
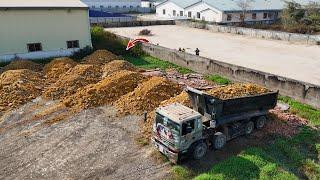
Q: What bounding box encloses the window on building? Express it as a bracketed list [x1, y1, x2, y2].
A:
[268, 12, 273, 18]
[27, 43, 42, 52]
[130, 5, 133, 8]
[137, 5, 140, 8]
[188, 11, 192, 17]
[180, 11, 183, 16]
[100, 5, 104, 8]
[108, 5, 111, 8]
[227, 14, 232, 21]
[123, 6, 126, 8]
[67, 40, 79, 49]
[173, 10, 176, 16]
[163, 9, 166, 15]
[92, 5, 95, 8]
[252, 13, 257, 19]
[263, 13, 267, 19]
[115, 5, 119, 8]
[197, 12, 200, 19]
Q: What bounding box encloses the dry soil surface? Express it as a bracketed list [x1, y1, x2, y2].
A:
[0, 98, 170, 180]
[106, 25, 320, 85]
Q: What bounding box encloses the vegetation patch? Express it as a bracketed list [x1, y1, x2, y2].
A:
[205, 74, 232, 85]
[124, 55, 193, 74]
[171, 166, 193, 180]
[278, 96, 320, 126]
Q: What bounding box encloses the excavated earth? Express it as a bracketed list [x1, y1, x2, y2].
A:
[0, 99, 171, 179]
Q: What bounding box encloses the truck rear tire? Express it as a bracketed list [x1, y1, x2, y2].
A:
[245, 121, 254, 135]
[192, 142, 207, 160]
[213, 132, 226, 150]
[256, 116, 266, 129]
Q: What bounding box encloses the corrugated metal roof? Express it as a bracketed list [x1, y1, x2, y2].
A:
[204, 0, 319, 12]
[0, 0, 88, 8]
[158, 0, 200, 8]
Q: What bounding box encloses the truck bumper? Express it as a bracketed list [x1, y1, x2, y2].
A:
[151, 138, 179, 164]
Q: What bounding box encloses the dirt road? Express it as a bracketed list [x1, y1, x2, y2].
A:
[0, 98, 170, 179]
[106, 25, 320, 85]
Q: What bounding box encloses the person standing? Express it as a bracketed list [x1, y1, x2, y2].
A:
[195, 48, 200, 56]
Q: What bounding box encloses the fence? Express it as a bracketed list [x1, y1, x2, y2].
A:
[176, 21, 320, 45]
[91, 20, 175, 28]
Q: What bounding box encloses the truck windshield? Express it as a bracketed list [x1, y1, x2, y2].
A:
[155, 113, 180, 133]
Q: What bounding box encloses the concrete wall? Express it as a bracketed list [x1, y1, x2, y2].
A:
[93, 20, 175, 27]
[176, 20, 320, 45]
[0, 8, 92, 59]
[89, 16, 136, 23]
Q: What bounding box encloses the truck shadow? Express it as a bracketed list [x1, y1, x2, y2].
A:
[181, 130, 274, 173]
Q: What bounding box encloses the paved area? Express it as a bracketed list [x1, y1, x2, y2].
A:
[106, 25, 320, 85]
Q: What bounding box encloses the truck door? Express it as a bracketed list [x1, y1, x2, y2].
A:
[181, 119, 202, 149]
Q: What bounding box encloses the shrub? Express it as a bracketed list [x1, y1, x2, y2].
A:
[139, 29, 152, 36]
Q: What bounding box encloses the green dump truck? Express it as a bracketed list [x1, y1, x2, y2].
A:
[151, 87, 278, 163]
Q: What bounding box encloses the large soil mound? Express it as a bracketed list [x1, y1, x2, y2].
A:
[2, 60, 43, 73]
[102, 60, 136, 78]
[207, 83, 270, 100]
[64, 70, 145, 110]
[0, 69, 43, 112]
[115, 77, 182, 115]
[83, 50, 118, 65]
[44, 57, 77, 82]
[43, 64, 102, 100]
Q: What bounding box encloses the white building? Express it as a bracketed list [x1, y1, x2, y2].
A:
[82, 0, 141, 9]
[141, 0, 162, 9]
[156, 0, 314, 24]
[0, 0, 92, 61]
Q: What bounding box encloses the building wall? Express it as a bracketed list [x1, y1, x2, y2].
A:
[82, 0, 141, 8]
[185, 2, 222, 22]
[0, 8, 92, 60]
[156, 1, 184, 18]
[221, 11, 279, 23]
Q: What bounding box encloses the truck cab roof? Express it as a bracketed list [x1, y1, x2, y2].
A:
[156, 103, 202, 124]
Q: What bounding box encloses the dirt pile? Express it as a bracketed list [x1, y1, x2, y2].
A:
[64, 70, 145, 110]
[115, 77, 182, 115]
[2, 60, 43, 73]
[0, 69, 43, 112]
[102, 60, 136, 78]
[141, 91, 192, 141]
[44, 57, 77, 82]
[43, 64, 102, 100]
[83, 50, 118, 65]
[207, 83, 270, 100]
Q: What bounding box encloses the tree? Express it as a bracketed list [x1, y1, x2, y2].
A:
[237, 0, 254, 24]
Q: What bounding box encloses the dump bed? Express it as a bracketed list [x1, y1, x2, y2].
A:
[186, 87, 278, 122]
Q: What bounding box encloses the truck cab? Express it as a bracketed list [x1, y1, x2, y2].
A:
[151, 103, 204, 163]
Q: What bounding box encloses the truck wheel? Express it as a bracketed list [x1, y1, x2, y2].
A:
[256, 116, 267, 129]
[192, 142, 207, 160]
[245, 121, 254, 135]
[213, 132, 226, 150]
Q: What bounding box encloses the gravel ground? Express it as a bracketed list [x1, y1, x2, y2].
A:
[0, 98, 170, 180]
[106, 25, 320, 85]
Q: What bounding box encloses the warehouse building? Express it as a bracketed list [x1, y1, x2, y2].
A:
[82, 0, 141, 9]
[156, 0, 313, 24]
[0, 0, 92, 61]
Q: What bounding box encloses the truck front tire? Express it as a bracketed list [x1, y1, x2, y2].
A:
[256, 116, 267, 129]
[192, 141, 207, 160]
[213, 132, 226, 150]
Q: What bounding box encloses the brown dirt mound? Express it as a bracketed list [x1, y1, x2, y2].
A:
[2, 60, 43, 72]
[207, 83, 270, 100]
[115, 76, 182, 115]
[64, 70, 145, 110]
[43, 64, 102, 100]
[44, 57, 77, 82]
[0, 69, 43, 112]
[83, 50, 118, 65]
[102, 60, 136, 78]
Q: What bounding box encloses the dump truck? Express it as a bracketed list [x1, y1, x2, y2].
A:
[151, 87, 278, 163]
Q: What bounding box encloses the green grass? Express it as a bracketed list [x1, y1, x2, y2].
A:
[205, 75, 232, 85]
[193, 127, 320, 180]
[172, 166, 193, 180]
[124, 55, 193, 74]
[278, 96, 320, 126]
